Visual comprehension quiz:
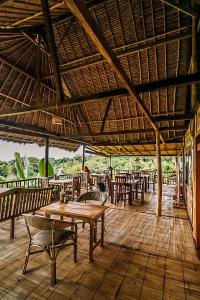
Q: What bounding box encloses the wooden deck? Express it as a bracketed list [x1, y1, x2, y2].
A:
[0, 185, 200, 299]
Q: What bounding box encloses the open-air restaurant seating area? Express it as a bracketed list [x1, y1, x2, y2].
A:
[1, 168, 200, 299]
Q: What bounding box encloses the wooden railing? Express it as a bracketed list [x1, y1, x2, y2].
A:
[0, 178, 41, 188]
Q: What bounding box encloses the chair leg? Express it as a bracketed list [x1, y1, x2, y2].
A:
[74, 238, 77, 263]
[10, 217, 15, 239]
[22, 244, 31, 274]
[51, 258, 56, 286]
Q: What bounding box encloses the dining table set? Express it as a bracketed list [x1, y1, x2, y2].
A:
[109, 172, 151, 205]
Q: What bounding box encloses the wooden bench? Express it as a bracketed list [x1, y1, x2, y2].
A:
[0, 187, 52, 238]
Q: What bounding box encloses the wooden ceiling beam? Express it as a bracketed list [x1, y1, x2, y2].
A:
[161, 0, 198, 18]
[100, 99, 112, 133]
[41, 0, 64, 103]
[153, 113, 193, 122]
[0, 121, 83, 145]
[64, 0, 159, 135]
[0, 73, 198, 118]
[53, 125, 186, 138]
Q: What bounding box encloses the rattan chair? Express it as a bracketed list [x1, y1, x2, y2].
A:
[76, 191, 108, 205]
[22, 214, 77, 286]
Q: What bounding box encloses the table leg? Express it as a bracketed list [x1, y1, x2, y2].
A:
[111, 183, 114, 204]
[144, 177, 147, 192]
[89, 221, 94, 263]
[129, 184, 132, 206]
[101, 213, 105, 247]
[136, 183, 138, 199]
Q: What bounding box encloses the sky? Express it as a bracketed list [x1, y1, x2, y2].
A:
[0, 140, 83, 161]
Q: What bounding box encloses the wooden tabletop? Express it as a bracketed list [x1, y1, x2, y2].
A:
[91, 173, 106, 177]
[49, 179, 72, 185]
[111, 179, 139, 184]
[40, 201, 108, 220]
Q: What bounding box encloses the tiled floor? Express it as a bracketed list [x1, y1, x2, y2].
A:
[0, 184, 200, 299]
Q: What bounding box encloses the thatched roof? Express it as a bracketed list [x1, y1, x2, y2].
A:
[0, 0, 195, 155]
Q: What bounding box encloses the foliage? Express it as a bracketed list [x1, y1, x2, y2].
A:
[14, 152, 25, 179]
[38, 159, 54, 177]
[1, 154, 176, 180]
[0, 162, 9, 178]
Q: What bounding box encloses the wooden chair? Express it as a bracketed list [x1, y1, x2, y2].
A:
[114, 175, 130, 205]
[148, 172, 156, 192]
[65, 175, 81, 201]
[131, 177, 145, 204]
[22, 214, 77, 286]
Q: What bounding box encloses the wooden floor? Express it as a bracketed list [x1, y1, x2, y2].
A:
[0, 185, 200, 299]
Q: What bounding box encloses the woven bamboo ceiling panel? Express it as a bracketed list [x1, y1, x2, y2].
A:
[91, 143, 182, 156]
[0, 0, 193, 155]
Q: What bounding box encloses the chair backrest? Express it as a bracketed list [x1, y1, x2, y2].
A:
[115, 175, 127, 184]
[76, 191, 107, 205]
[72, 175, 81, 191]
[23, 214, 70, 231]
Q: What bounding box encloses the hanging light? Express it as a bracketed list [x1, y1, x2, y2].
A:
[52, 116, 62, 125]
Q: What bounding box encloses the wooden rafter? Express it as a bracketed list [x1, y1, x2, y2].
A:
[161, 0, 198, 18]
[100, 99, 112, 133]
[0, 73, 198, 118]
[41, 0, 64, 103]
[63, 0, 159, 134]
[77, 105, 92, 133]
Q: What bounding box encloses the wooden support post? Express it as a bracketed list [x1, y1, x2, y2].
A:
[82, 144, 85, 171]
[109, 155, 112, 168]
[176, 157, 181, 206]
[45, 138, 49, 178]
[156, 130, 162, 216]
[191, 1, 198, 109]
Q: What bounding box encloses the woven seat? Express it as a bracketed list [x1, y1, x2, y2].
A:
[32, 229, 75, 248]
[76, 191, 107, 205]
[22, 214, 77, 286]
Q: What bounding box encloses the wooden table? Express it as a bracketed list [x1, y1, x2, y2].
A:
[40, 201, 108, 262]
[110, 179, 139, 205]
[49, 179, 72, 192]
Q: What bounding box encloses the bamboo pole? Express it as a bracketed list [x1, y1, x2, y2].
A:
[156, 131, 162, 216]
[45, 138, 49, 178]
